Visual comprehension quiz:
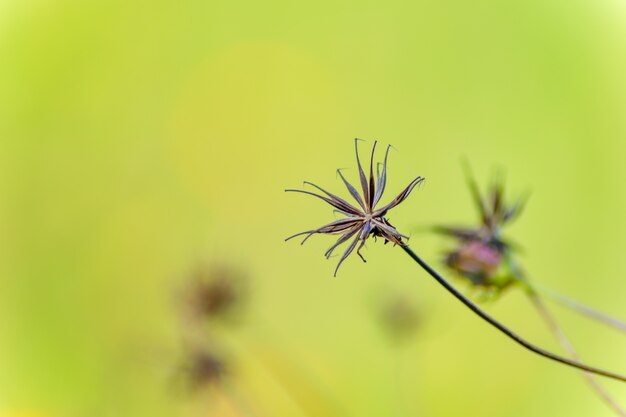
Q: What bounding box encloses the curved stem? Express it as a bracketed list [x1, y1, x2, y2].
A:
[400, 244, 626, 384]
[534, 285, 626, 335]
[527, 290, 626, 416]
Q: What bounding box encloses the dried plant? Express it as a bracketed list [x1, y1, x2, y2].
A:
[435, 164, 626, 415]
[173, 262, 250, 411]
[285, 139, 626, 399]
[181, 263, 247, 323]
[178, 345, 227, 392]
[286, 139, 424, 276]
[434, 165, 525, 298]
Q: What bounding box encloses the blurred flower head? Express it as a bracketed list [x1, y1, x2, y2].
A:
[171, 261, 248, 399]
[180, 263, 248, 323]
[178, 346, 227, 392]
[376, 291, 422, 344]
[436, 166, 526, 295]
[286, 139, 425, 276]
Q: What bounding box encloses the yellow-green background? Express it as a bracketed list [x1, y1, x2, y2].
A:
[1, 0, 626, 416]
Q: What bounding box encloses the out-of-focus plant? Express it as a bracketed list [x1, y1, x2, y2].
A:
[172, 262, 251, 415]
[434, 164, 626, 416]
[177, 344, 227, 393]
[180, 263, 248, 325]
[375, 290, 422, 345]
[177, 264, 351, 416]
[434, 166, 525, 301]
[285, 139, 626, 415]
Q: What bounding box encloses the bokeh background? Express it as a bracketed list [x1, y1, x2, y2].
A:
[2, 0, 626, 416]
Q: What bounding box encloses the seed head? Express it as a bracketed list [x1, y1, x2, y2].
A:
[286, 139, 424, 276]
[436, 165, 526, 294]
[181, 263, 247, 322]
[179, 346, 226, 392]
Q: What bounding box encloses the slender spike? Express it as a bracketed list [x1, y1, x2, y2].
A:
[360, 220, 373, 239]
[492, 181, 503, 224]
[333, 233, 361, 277]
[286, 218, 359, 244]
[354, 139, 370, 211]
[314, 219, 362, 237]
[337, 169, 366, 210]
[373, 145, 391, 208]
[285, 189, 360, 216]
[372, 176, 425, 216]
[368, 141, 378, 209]
[314, 219, 360, 234]
[461, 159, 489, 226]
[303, 181, 361, 215]
[356, 239, 367, 262]
[285, 230, 313, 242]
[325, 225, 362, 258]
[488, 168, 505, 227]
[504, 191, 530, 223]
[431, 225, 481, 240]
[300, 233, 315, 244]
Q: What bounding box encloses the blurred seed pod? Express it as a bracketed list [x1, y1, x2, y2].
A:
[376, 291, 422, 344]
[435, 166, 526, 298]
[179, 262, 248, 324]
[174, 343, 228, 394]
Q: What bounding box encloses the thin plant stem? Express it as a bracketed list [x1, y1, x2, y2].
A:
[400, 243, 626, 384]
[527, 290, 626, 416]
[534, 285, 626, 335]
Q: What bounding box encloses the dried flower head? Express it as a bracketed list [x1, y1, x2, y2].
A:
[436, 166, 526, 293]
[179, 346, 226, 392]
[182, 263, 247, 322]
[286, 139, 424, 276]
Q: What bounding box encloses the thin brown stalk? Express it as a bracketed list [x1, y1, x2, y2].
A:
[527, 290, 626, 416]
[400, 243, 626, 384]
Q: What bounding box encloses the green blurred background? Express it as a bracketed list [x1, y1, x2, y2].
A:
[2, 0, 626, 416]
